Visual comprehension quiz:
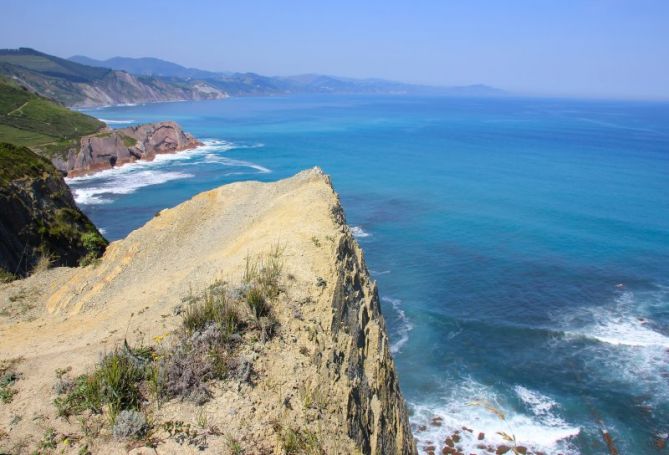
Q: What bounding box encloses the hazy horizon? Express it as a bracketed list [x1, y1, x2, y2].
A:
[1, 0, 668, 100]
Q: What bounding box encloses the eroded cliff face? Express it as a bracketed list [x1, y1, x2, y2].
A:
[52, 121, 201, 176]
[0, 143, 106, 277]
[0, 168, 415, 454]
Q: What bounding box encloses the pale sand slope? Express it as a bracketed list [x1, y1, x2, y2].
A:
[0, 168, 416, 454]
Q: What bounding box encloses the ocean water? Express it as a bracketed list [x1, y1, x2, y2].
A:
[72, 95, 669, 454]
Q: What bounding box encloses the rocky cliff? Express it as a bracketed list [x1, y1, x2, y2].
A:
[52, 121, 201, 176]
[0, 143, 106, 277]
[0, 168, 415, 454]
[0, 48, 228, 108]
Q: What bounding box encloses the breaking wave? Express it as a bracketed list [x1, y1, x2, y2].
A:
[350, 225, 371, 238]
[382, 296, 413, 354]
[411, 379, 579, 454]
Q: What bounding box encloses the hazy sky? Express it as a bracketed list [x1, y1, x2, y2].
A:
[1, 0, 668, 99]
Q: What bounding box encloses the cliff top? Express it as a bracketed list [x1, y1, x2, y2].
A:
[0, 168, 415, 454]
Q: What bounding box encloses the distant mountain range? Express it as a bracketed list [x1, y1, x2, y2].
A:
[70, 54, 505, 98]
[69, 55, 221, 80]
[0, 48, 504, 108]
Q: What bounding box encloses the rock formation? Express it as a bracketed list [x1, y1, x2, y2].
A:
[0, 143, 106, 277]
[52, 121, 201, 176]
[0, 168, 415, 454]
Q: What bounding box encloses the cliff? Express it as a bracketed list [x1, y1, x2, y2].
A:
[0, 168, 416, 454]
[0, 143, 106, 278]
[53, 121, 201, 176]
[0, 48, 228, 108]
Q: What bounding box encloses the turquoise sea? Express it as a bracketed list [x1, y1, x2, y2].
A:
[71, 95, 669, 454]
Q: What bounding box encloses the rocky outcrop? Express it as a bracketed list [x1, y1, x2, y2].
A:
[0, 168, 415, 454]
[53, 121, 201, 176]
[0, 143, 106, 277]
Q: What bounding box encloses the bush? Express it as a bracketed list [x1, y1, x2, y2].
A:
[54, 349, 144, 423]
[97, 351, 144, 422]
[112, 409, 147, 439]
[182, 281, 241, 336]
[79, 231, 107, 266]
[0, 267, 16, 283]
[54, 374, 101, 417]
[246, 286, 270, 319]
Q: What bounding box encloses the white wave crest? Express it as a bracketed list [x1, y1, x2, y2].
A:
[98, 118, 135, 124]
[350, 226, 371, 238]
[70, 170, 193, 205]
[562, 290, 669, 348]
[381, 296, 413, 354]
[370, 269, 391, 276]
[557, 287, 669, 407]
[514, 386, 559, 417]
[203, 154, 271, 173]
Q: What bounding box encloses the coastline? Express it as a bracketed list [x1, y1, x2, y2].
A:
[53, 121, 202, 178]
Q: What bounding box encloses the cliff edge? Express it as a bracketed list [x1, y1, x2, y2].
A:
[0, 143, 106, 277]
[0, 168, 416, 454]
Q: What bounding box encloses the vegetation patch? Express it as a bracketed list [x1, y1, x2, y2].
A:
[120, 134, 137, 147]
[0, 76, 103, 157]
[0, 358, 22, 404]
[273, 422, 323, 455]
[0, 267, 16, 284]
[52, 248, 284, 450]
[79, 231, 107, 266]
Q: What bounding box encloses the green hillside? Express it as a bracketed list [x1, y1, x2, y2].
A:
[0, 76, 104, 157]
[0, 48, 111, 82]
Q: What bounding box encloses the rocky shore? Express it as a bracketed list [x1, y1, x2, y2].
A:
[52, 121, 201, 177]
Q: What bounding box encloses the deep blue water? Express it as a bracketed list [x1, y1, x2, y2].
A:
[73, 95, 669, 454]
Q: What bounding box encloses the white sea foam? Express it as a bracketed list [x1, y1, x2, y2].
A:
[381, 297, 413, 354]
[98, 118, 135, 124]
[514, 385, 558, 417]
[350, 226, 371, 238]
[558, 287, 669, 406]
[66, 139, 268, 184]
[370, 269, 391, 276]
[411, 379, 579, 455]
[203, 154, 271, 173]
[70, 171, 193, 205]
[565, 290, 669, 348]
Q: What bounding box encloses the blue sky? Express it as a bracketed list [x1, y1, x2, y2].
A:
[1, 0, 668, 99]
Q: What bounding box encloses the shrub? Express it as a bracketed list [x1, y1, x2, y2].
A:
[0, 360, 20, 404]
[32, 253, 54, 274]
[112, 409, 147, 440]
[54, 349, 144, 423]
[160, 345, 212, 404]
[79, 231, 106, 266]
[0, 267, 16, 283]
[246, 286, 269, 320]
[54, 374, 102, 417]
[97, 351, 144, 422]
[182, 282, 241, 336]
[274, 423, 323, 455]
